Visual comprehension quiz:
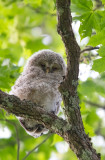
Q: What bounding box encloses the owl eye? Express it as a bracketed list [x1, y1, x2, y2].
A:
[40, 63, 46, 68]
[52, 67, 58, 71]
[41, 64, 45, 67]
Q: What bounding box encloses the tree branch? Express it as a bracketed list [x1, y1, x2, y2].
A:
[80, 46, 100, 54]
[56, 0, 100, 159]
[22, 132, 53, 160]
[0, 90, 71, 139]
[84, 100, 105, 110]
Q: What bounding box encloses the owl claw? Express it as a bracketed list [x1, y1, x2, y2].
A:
[35, 124, 44, 133]
[51, 111, 56, 114]
[63, 76, 65, 80]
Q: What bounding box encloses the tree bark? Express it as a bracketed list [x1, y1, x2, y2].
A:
[0, 0, 101, 159]
[56, 0, 100, 159]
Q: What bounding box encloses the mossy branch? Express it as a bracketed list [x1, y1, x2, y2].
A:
[56, 0, 101, 159]
[0, 90, 71, 139]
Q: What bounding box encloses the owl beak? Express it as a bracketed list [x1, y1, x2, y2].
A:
[46, 67, 50, 73]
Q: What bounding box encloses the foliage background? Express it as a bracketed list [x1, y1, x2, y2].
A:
[0, 0, 105, 159]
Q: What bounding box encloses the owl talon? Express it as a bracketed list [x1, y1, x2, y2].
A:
[63, 76, 65, 80]
[26, 127, 35, 132]
[51, 111, 56, 115]
[35, 124, 44, 133]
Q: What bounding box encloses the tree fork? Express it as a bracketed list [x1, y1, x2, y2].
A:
[56, 0, 100, 159]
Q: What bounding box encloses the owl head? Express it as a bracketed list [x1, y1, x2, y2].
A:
[24, 49, 66, 83]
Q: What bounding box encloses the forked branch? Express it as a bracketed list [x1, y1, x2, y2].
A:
[56, 0, 100, 159]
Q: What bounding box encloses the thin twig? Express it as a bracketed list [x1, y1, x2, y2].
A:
[95, 122, 105, 139]
[22, 132, 53, 160]
[27, 5, 56, 16]
[15, 124, 20, 160]
[0, 119, 20, 160]
[84, 100, 105, 110]
[6, 120, 20, 160]
[80, 46, 100, 54]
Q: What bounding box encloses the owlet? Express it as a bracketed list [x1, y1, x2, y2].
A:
[10, 49, 66, 138]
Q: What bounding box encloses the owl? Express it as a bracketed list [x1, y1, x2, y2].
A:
[10, 49, 66, 138]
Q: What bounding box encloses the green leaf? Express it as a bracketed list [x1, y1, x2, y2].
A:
[51, 134, 63, 146]
[0, 63, 20, 91]
[86, 109, 99, 127]
[79, 11, 102, 38]
[83, 122, 95, 137]
[92, 11, 102, 30]
[24, 0, 42, 7]
[26, 38, 47, 53]
[98, 46, 105, 57]
[71, 0, 93, 14]
[79, 79, 105, 97]
[92, 58, 105, 73]
[102, 0, 105, 4]
[0, 44, 23, 63]
[79, 12, 93, 38]
[88, 29, 105, 46]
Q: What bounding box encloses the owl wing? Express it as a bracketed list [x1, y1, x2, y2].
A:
[53, 90, 62, 115]
[10, 74, 37, 101]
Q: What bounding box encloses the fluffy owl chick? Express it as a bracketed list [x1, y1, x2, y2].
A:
[10, 49, 66, 138]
